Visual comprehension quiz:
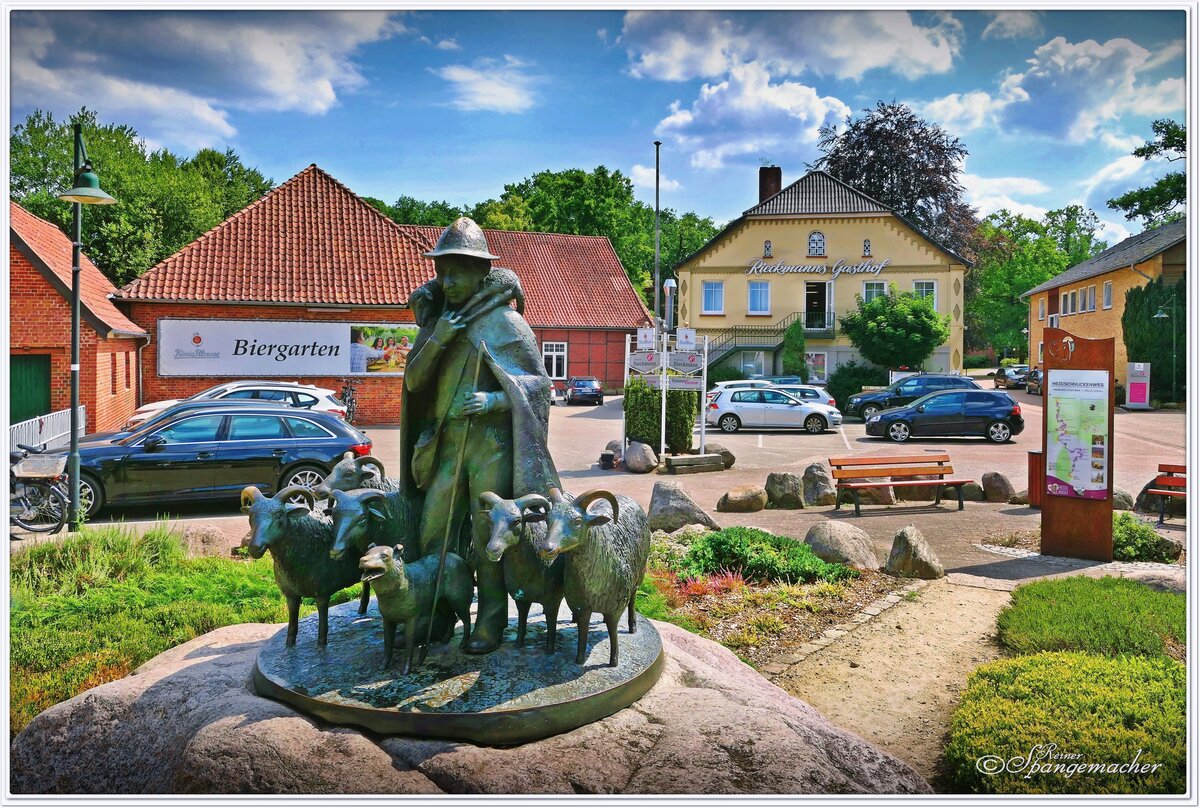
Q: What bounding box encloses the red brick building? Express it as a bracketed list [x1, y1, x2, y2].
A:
[9, 201, 147, 433]
[113, 165, 649, 424]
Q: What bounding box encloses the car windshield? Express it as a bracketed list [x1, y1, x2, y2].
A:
[573, 379, 599, 388]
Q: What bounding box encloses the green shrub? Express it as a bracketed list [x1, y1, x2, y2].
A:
[1112, 512, 1173, 562]
[826, 359, 889, 410]
[838, 287, 950, 369]
[622, 374, 698, 453]
[943, 652, 1185, 794]
[1000, 357, 1024, 368]
[672, 526, 857, 584]
[780, 319, 809, 381]
[963, 354, 992, 369]
[706, 364, 745, 388]
[996, 576, 1185, 660]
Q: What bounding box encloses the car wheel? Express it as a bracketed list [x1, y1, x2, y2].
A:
[860, 405, 879, 420]
[887, 421, 911, 443]
[804, 414, 827, 434]
[77, 473, 104, 519]
[281, 464, 327, 498]
[718, 414, 741, 433]
[986, 421, 1013, 443]
[596, 399, 604, 406]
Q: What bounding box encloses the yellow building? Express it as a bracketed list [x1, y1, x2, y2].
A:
[1023, 219, 1186, 383]
[675, 168, 969, 382]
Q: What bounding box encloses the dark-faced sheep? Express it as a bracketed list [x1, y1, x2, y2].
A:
[313, 451, 394, 498]
[535, 487, 651, 667]
[242, 485, 365, 647]
[358, 544, 473, 673]
[479, 491, 573, 651]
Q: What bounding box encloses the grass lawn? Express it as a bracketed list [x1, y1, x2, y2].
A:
[10, 525, 356, 738]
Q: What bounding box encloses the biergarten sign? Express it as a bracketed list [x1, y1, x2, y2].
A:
[746, 257, 892, 278]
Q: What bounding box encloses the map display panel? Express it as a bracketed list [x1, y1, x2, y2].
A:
[1045, 369, 1110, 499]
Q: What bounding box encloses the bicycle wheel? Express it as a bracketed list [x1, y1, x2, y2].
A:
[12, 481, 67, 533]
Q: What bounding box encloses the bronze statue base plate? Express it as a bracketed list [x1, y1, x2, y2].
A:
[253, 599, 664, 746]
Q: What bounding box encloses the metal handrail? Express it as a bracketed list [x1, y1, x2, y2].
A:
[707, 310, 836, 364]
[9, 406, 86, 451]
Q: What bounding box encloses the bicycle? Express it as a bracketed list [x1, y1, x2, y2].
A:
[10, 443, 68, 534]
[339, 378, 362, 425]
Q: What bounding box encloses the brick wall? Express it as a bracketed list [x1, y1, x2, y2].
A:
[9, 245, 141, 432]
[533, 328, 631, 392]
[123, 302, 415, 425]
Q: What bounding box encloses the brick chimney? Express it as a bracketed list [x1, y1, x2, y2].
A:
[759, 166, 782, 203]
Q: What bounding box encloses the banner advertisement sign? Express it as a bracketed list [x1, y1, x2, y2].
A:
[645, 375, 704, 391]
[1125, 363, 1151, 409]
[668, 351, 703, 373]
[636, 328, 656, 351]
[158, 319, 415, 377]
[1045, 369, 1110, 499]
[628, 350, 661, 374]
[676, 328, 697, 351]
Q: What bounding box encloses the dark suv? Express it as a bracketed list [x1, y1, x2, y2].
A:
[564, 376, 604, 405]
[845, 374, 981, 420]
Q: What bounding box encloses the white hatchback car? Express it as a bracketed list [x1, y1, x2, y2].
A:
[706, 388, 843, 434]
[127, 381, 345, 428]
[770, 384, 838, 408]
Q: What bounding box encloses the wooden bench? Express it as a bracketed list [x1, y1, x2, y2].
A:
[828, 453, 973, 517]
[1147, 463, 1186, 524]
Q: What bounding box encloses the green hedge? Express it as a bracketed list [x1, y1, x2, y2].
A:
[672, 526, 857, 584]
[996, 576, 1185, 659]
[943, 652, 1185, 794]
[963, 354, 992, 369]
[706, 364, 745, 388]
[780, 319, 809, 381]
[826, 360, 889, 410]
[1112, 512, 1175, 562]
[622, 374, 699, 453]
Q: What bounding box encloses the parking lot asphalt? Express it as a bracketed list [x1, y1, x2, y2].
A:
[13, 392, 1186, 564]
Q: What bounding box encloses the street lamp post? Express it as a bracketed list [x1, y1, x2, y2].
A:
[663, 278, 677, 332]
[653, 140, 662, 333]
[1152, 296, 1178, 404]
[57, 123, 117, 526]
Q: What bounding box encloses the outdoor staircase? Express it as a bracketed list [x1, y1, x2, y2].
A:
[707, 310, 836, 366]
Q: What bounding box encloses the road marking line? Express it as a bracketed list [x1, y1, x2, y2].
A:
[839, 425, 852, 451]
[757, 433, 763, 449]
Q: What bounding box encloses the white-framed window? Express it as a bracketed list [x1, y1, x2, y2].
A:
[1060, 291, 1069, 315]
[763, 239, 772, 258]
[1048, 313, 1060, 328]
[805, 351, 828, 383]
[702, 281, 724, 315]
[542, 342, 567, 379]
[862, 239, 871, 257]
[807, 231, 825, 256]
[1103, 280, 1113, 309]
[863, 281, 886, 303]
[1038, 298, 1046, 321]
[1038, 342, 1044, 364]
[740, 350, 765, 376]
[1069, 290, 1078, 314]
[1087, 285, 1096, 312]
[747, 281, 770, 315]
[913, 280, 937, 309]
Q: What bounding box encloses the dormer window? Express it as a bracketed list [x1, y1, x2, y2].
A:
[763, 239, 772, 258]
[807, 231, 825, 257]
[862, 239, 871, 257]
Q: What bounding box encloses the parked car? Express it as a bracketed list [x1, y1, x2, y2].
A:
[1025, 368, 1044, 396]
[564, 376, 604, 405]
[80, 398, 273, 443]
[706, 379, 774, 401]
[771, 384, 838, 407]
[994, 365, 1030, 389]
[57, 406, 371, 518]
[127, 381, 344, 427]
[706, 388, 842, 434]
[845, 374, 981, 420]
[864, 390, 1024, 444]
[761, 375, 804, 385]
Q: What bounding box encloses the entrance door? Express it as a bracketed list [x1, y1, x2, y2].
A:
[11, 355, 51, 423]
[804, 282, 829, 329]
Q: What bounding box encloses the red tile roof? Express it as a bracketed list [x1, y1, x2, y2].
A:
[9, 201, 146, 338]
[117, 164, 651, 330]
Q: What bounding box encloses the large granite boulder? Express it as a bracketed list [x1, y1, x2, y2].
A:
[884, 525, 944, 580]
[802, 463, 837, 506]
[1008, 490, 1029, 505]
[717, 485, 768, 513]
[1155, 534, 1184, 562]
[894, 474, 941, 502]
[183, 525, 231, 558]
[10, 624, 930, 795]
[625, 441, 659, 474]
[839, 478, 895, 506]
[803, 522, 879, 570]
[961, 482, 986, 502]
[1113, 488, 1135, 511]
[648, 481, 720, 533]
[765, 473, 805, 509]
[703, 441, 736, 470]
[981, 472, 1015, 503]
[1134, 477, 1187, 518]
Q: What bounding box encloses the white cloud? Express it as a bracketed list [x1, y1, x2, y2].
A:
[981, 12, 1042, 40]
[654, 62, 850, 170]
[631, 164, 681, 191]
[621, 10, 962, 82]
[433, 56, 538, 113]
[1095, 218, 1131, 246]
[435, 38, 461, 51]
[1099, 131, 1146, 153]
[920, 89, 1013, 134]
[961, 173, 1050, 220]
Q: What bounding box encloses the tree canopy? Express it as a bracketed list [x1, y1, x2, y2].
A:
[10, 108, 273, 286]
[1122, 276, 1186, 403]
[1107, 119, 1186, 229]
[838, 287, 950, 370]
[812, 101, 977, 258]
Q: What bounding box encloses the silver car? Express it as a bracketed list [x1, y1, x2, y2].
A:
[706, 388, 842, 434]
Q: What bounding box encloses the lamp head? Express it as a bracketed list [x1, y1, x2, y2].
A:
[58, 163, 117, 205]
[1153, 307, 1169, 320]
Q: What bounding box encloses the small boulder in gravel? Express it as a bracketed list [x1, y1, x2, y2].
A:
[961, 482, 986, 502]
[1155, 534, 1184, 562]
[802, 463, 837, 506]
[184, 526, 229, 558]
[1113, 488, 1135, 511]
[803, 522, 879, 570]
[885, 525, 944, 579]
[717, 485, 768, 513]
[624, 441, 659, 474]
[765, 473, 805, 509]
[839, 478, 895, 506]
[981, 472, 1015, 503]
[1008, 490, 1029, 505]
[703, 441, 736, 470]
[895, 474, 941, 502]
[648, 481, 720, 533]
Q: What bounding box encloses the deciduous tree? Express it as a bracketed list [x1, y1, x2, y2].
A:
[1107, 119, 1186, 228]
[838, 287, 950, 370]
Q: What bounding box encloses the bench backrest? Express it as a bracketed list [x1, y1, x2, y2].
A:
[828, 453, 954, 480]
[1156, 463, 1186, 491]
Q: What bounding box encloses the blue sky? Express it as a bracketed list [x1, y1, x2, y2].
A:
[9, 8, 1188, 246]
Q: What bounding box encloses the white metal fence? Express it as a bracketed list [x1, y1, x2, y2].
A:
[9, 406, 86, 451]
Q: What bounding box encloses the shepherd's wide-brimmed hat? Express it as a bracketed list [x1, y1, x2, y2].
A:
[423, 217, 499, 261]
